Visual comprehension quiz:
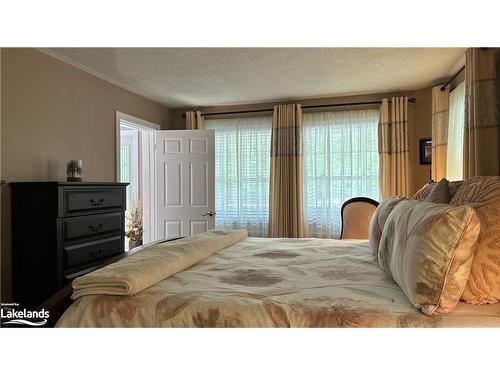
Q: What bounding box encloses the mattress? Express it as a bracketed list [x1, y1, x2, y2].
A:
[56, 237, 500, 327]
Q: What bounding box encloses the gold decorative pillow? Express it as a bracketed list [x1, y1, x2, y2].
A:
[378, 200, 480, 316]
[451, 176, 500, 304]
[368, 197, 404, 257]
[412, 182, 436, 201]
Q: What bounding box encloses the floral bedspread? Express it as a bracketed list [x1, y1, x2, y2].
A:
[56, 237, 500, 327]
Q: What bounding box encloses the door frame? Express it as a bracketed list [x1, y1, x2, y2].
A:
[115, 111, 161, 243]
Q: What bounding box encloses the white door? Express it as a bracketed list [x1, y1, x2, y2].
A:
[155, 130, 215, 239]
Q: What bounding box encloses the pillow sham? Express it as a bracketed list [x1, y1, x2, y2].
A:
[378, 199, 480, 316]
[368, 197, 404, 257]
[412, 182, 435, 201]
[449, 180, 464, 197]
[424, 178, 451, 204]
[451, 176, 500, 304]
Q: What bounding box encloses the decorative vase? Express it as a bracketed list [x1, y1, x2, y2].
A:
[66, 160, 83, 182]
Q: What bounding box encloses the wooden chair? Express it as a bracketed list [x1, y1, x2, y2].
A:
[340, 197, 379, 240]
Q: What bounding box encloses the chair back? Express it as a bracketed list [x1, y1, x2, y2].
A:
[340, 197, 379, 240]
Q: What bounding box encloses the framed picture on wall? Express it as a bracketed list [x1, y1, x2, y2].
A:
[419, 138, 432, 165]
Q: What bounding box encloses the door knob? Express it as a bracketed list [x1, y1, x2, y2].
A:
[202, 211, 216, 217]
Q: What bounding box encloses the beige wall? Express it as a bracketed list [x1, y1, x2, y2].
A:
[169, 93, 412, 129]
[170, 90, 434, 194]
[1, 48, 170, 300]
[410, 86, 433, 192]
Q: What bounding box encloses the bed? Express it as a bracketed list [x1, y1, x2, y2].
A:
[56, 236, 500, 328]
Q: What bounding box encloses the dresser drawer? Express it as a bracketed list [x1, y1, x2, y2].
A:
[62, 212, 123, 241]
[62, 188, 124, 215]
[64, 236, 123, 269]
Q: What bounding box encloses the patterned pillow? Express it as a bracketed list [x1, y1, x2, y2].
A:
[412, 182, 436, 201]
[378, 200, 480, 316]
[424, 178, 451, 204]
[368, 197, 404, 257]
[451, 176, 500, 304]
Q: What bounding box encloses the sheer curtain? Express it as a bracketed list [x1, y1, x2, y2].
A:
[205, 116, 272, 236]
[303, 109, 380, 238]
[431, 87, 450, 181]
[446, 82, 465, 181]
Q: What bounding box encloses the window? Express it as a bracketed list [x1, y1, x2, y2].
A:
[446, 82, 465, 181]
[116, 112, 159, 247]
[205, 116, 272, 237]
[119, 127, 139, 212]
[303, 109, 380, 238]
[120, 143, 131, 184]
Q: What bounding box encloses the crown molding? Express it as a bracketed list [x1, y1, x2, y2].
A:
[37, 48, 169, 108]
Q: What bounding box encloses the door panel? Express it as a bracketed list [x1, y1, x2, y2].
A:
[164, 220, 183, 238]
[165, 163, 182, 206]
[190, 220, 208, 234]
[190, 161, 208, 206]
[156, 130, 215, 239]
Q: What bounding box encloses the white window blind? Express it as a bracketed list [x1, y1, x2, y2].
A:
[205, 116, 272, 237]
[303, 109, 380, 239]
[446, 82, 465, 181]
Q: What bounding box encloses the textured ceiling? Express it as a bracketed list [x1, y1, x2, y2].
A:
[44, 48, 465, 108]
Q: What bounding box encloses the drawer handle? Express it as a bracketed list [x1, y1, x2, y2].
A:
[89, 248, 104, 257]
[89, 223, 104, 232]
[90, 198, 105, 207]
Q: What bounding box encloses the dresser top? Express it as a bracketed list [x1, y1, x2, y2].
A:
[9, 181, 129, 186]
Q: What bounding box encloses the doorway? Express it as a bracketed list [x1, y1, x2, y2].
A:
[116, 112, 159, 250]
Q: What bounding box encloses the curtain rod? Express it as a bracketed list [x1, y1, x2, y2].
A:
[183, 97, 417, 118]
[441, 66, 465, 91]
[440, 48, 490, 91]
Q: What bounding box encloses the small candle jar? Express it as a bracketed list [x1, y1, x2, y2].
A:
[66, 160, 83, 182]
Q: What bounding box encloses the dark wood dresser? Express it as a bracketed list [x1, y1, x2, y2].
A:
[10, 182, 128, 309]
